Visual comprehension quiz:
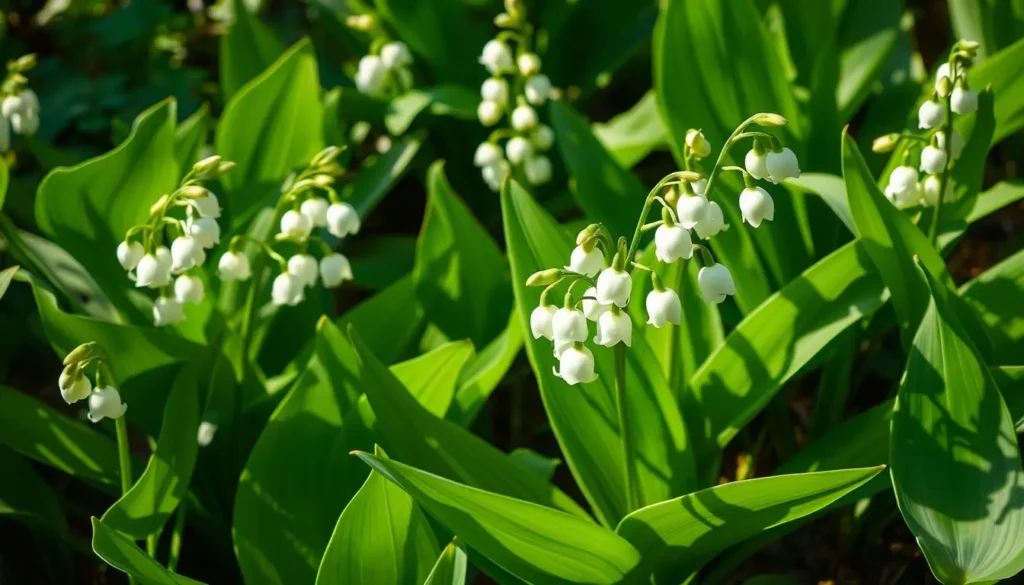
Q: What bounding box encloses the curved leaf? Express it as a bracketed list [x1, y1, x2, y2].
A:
[219, 0, 284, 100]
[343, 134, 423, 220]
[592, 91, 668, 169]
[424, 540, 468, 585]
[92, 517, 204, 585]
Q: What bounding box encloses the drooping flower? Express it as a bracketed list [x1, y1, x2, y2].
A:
[190, 191, 221, 219]
[287, 254, 319, 288]
[280, 210, 313, 241]
[581, 286, 610, 322]
[481, 160, 511, 192]
[918, 100, 945, 129]
[327, 202, 361, 238]
[300, 198, 330, 228]
[524, 74, 552, 105]
[934, 62, 952, 92]
[480, 40, 515, 74]
[481, 77, 509, 107]
[565, 244, 606, 277]
[474, 142, 504, 167]
[478, 100, 503, 126]
[506, 136, 534, 165]
[531, 125, 555, 151]
[2, 90, 39, 136]
[745, 149, 768, 180]
[518, 53, 542, 77]
[884, 166, 922, 207]
[380, 41, 413, 69]
[355, 55, 389, 96]
[524, 155, 552, 186]
[197, 422, 217, 447]
[693, 202, 728, 240]
[117, 240, 144, 271]
[188, 217, 221, 248]
[170, 236, 205, 273]
[739, 187, 775, 228]
[554, 344, 598, 385]
[271, 273, 304, 306]
[320, 254, 353, 288]
[698, 263, 736, 304]
[87, 387, 128, 423]
[594, 309, 632, 347]
[136, 247, 173, 288]
[511, 104, 539, 132]
[529, 304, 557, 340]
[766, 148, 801, 183]
[59, 367, 92, 404]
[654, 224, 693, 263]
[552, 307, 588, 356]
[646, 288, 681, 328]
[218, 251, 252, 281]
[951, 85, 978, 115]
[676, 194, 710, 229]
[596, 267, 631, 307]
[920, 145, 947, 175]
[174, 274, 205, 304]
[921, 174, 953, 207]
[686, 129, 711, 158]
[153, 296, 186, 327]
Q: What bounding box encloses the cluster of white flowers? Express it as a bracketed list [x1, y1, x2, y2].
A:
[57, 343, 127, 423]
[116, 156, 235, 327]
[346, 15, 414, 99]
[0, 54, 40, 151]
[879, 40, 979, 208]
[474, 3, 553, 191]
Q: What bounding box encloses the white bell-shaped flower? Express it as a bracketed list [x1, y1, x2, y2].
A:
[935, 130, 964, 160]
[481, 160, 511, 192]
[280, 210, 313, 240]
[300, 198, 330, 228]
[934, 62, 952, 92]
[287, 254, 319, 288]
[565, 244, 606, 276]
[524, 155, 552, 186]
[481, 77, 509, 107]
[11, 110, 39, 136]
[596, 267, 631, 307]
[188, 217, 221, 249]
[480, 39, 514, 74]
[698, 263, 736, 304]
[951, 85, 978, 115]
[654, 224, 693, 263]
[174, 274, 205, 304]
[676, 194, 710, 229]
[197, 422, 217, 447]
[506, 136, 534, 164]
[921, 174, 953, 207]
[59, 370, 92, 404]
[271, 273, 304, 306]
[918, 100, 945, 129]
[766, 148, 801, 183]
[594, 308, 632, 347]
[581, 286, 610, 322]
[380, 41, 412, 69]
[646, 288, 681, 328]
[170, 236, 205, 273]
[474, 142, 504, 167]
[87, 387, 127, 423]
[531, 125, 554, 151]
[190, 192, 221, 218]
[320, 254, 353, 288]
[693, 201, 728, 240]
[884, 166, 922, 207]
[136, 247, 173, 288]
[745, 149, 768, 180]
[511, 105, 538, 132]
[524, 74, 552, 105]
[478, 100, 503, 127]
[686, 129, 711, 158]
[218, 251, 251, 281]
[518, 53, 541, 76]
[739, 187, 775, 228]
[355, 55, 388, 96]
[3, 90, 39, 136]
[529, 304, 557, 340]
[327, 202, 361, 238]
[117, 240, 144, 271]
[920, 145, 947, 175]
[153, 296, 186, 327]
[554, 344, 598, 385]
[552, 307, 588, 356]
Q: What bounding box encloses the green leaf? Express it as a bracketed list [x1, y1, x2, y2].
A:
[343, 134, 423, 220]
[970, 37, 1024, 142]
[0, 386, 118, 487]
[0, 266, 18, 300]
[617, 467, 882, 582]
[786, 173, 856, 235]
[386, 340, 475, 417]
[0, 447, 69, 537]
[413, 161, 511, 347]
[174, 105, 210, 176]
[502, 179, 695, 524]
[509, 448, 560, 483]
[101, 359, 202, 540]
[217, 39, 324, 226]
[347, 236, 416, 291]
[35, 98, 178, 320]
[891, 262, 1024, 584]
[91, 517, 205, 585]
[592, 91, 668, 169]
[219, 0, 284, 100]
[315, 470, 439, 585]
[424, 540, 468, 585]
[348, 326, 590, 519]
[384, 86, 479, 136]
[837, 29, 900, 120]
[0, 153, 8, 211]
[949, 0, 1024, 61]
[356, 451, 642, 585]
[448, 308, 523, 427]
[961, 247, 1024, 363]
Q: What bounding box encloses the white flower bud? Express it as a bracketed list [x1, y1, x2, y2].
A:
[380, 41, 412, 69]
[355, 55, 389, 96]
[524, 74, 552, 105]
[594, 309, 631, 347]
[744, 149, 768, 180]
[197, 422, 217, 447]
[326, 202, 360, 238]
[320, 254, 353, 288]
[581, 286, 610, 322]
[188, 217, 221, 249]
[693, 201, 728, 240]
[174, 274, 205, 304]
[271, 273, 304, 306]
[59, 370, 92, 404]
[280, 210, 313, 241]
[190, 192, 221, 218]
[3, 91, 39, 136]
[300, 197, 330, 228]
[530, 304, 557, 340]
[554, 344, 598, 385]
[531, 124, 554, 151]
[524, 155, 552, 186]
[136, 247, 173, 288]
[480, 40, 514, 74]
[646, 288, 681, 328]
[935, 63, 952, 93]
[739, 186, 775, 228]
[506, 136, 534, 164]
[552, 308, 588, 355]
[511, 104, 538, 132]
[153, 296, 186, 327]
[287, 254, 319, 288]
[481, 160, 511, 192]
[654, 224, 693, 263]
[685, 130, 711, 158]
[698, 263, 736, 304]
[676, 194, 710, 229]
[918, 100, 945, 129]
[935, 130, 964, 160]
[481, 78, 509, 107]
[921, 174, 953, 207]
[565, 244, 606, 276]
[766, 148, 801, 183]
[87, 386, 127, 423]
[951, 86, 978, 115]
[117, 240, 144, 271]
[884, 165, 922, 207]
[218, 251, 252, 281]
[920, 145, 947, 175]
[518, 53, 541, 76]
[170, 236, 204, 273]
[478, 100, 503, 127]
[596, 267, 631, 307]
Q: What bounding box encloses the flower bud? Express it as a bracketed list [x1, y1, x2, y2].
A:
[739, 187, 775, 228]
[751, 113, 788, 127]
[320, 254, 353, 288]
[518, 53, 542, 77]
[529, 304, 557, 340]
[63, 342, 103, 366]
[505, 136, 534, 164]
[88, 387, 127, 423]
[188, 217, 221, 248]
[765, 147, 801, 183]
[117, 240, 144, 271]
[218, 251, 252, 281]
[697, 263, 736, 304]
[693, 201, 728, 240]
[326, 202, 361, 238]
[921, 174, 953, 207]
[654, 224, 693, 263]
[174, 274, 205, 304]
[474, 142, 504, 167]
[355, 55, 389, 96]
[646, 288, 681, 328]
[676, 193, 710, 229]
[271, 273, 304, 306]
[280, 210, 313, 241]
[511, 104, 539, 132]
[300, 197, 330, 228]
[380, 41, 412, 69]
[565, 244, 606, 277]
[310, 146, 341, 168]
[958, 39, 980, 52]
[153, 296, 186, 327]
[477, 100, 503, 127]
[554, 344, 598, 385]
[216, 161, 237, 175]
[136, 247, 173, 288]
[481, 160, 510, 192]
[192, 155, 222, 174]
[287, 254, 319, 288]
[526, 268, 562, 287]
[595, 267, 631, 307]
[918, 100, 945, 129]
[871, 133, 901, 153]
[197, 421, 217, 447]
[685, 129, 711, 158]
[11, 54, 37, 72]
[524, 74, 551, 105]
[524, 155, 552, 186]
[480, 39, 514, 75]
[936, 75, 952, 98]
[744, 149, 768, 181]
[951, 85, 978, 115]
[884, 166, 922, 207]
[345, 14, 375, 31]
[677, 170, 704, 183]
[150, 194, 170, 217]
[594, 308, 631, 347]
[481, 77, 509, 107]
[920, 145, 947, 175]
[494, 12, 515, 27]
[531, 124, 555, 151]
[59, 365, 92, 404]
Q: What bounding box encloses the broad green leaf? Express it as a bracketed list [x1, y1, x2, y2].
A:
[101, 358, 202, 539]
[837, 29, 900, 120]
[961, 247, 1024, 363]
[387, 340, 474, 418]
[91, 517, 205, 585]
[35, 99, 178, 320]
[356, 451, 643, 585]
[349, 327, 590, 519]
[219, 0, 284, 100]
[413, 161, 511, 347]
[0, 447, 69, 537]
[994, 367, 1024, 432]
[502, 179, 695, 524]
[949, 0, 1024, 61]
[592, 91, 668, 168]
[970, 37, 1024, 142]
[786, 174, 856, 235]
[217, 39, 324, 226]
[0, 386, 118, 487]
[174, 105, 210, 176]
[315, 470, 439, 585]
[509, 448, 560, 483]
[0, 266, 17, 300]
[448, 308, 524, 427]
[616, 467, 882, 582]
[343, 134, 423, 219]
[424, 540, 468, 585]
[384, 86, 479, 136]
[891, 264, 1024, 584]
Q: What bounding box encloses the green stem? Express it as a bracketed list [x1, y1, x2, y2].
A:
[115, 417, 133, 495]
[167, 500, 187, 572]
[0, 213, 87, 314]
[928, 87, 956, 246]
[701, 113, 761, 207]
[614, 343, 639, 513]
